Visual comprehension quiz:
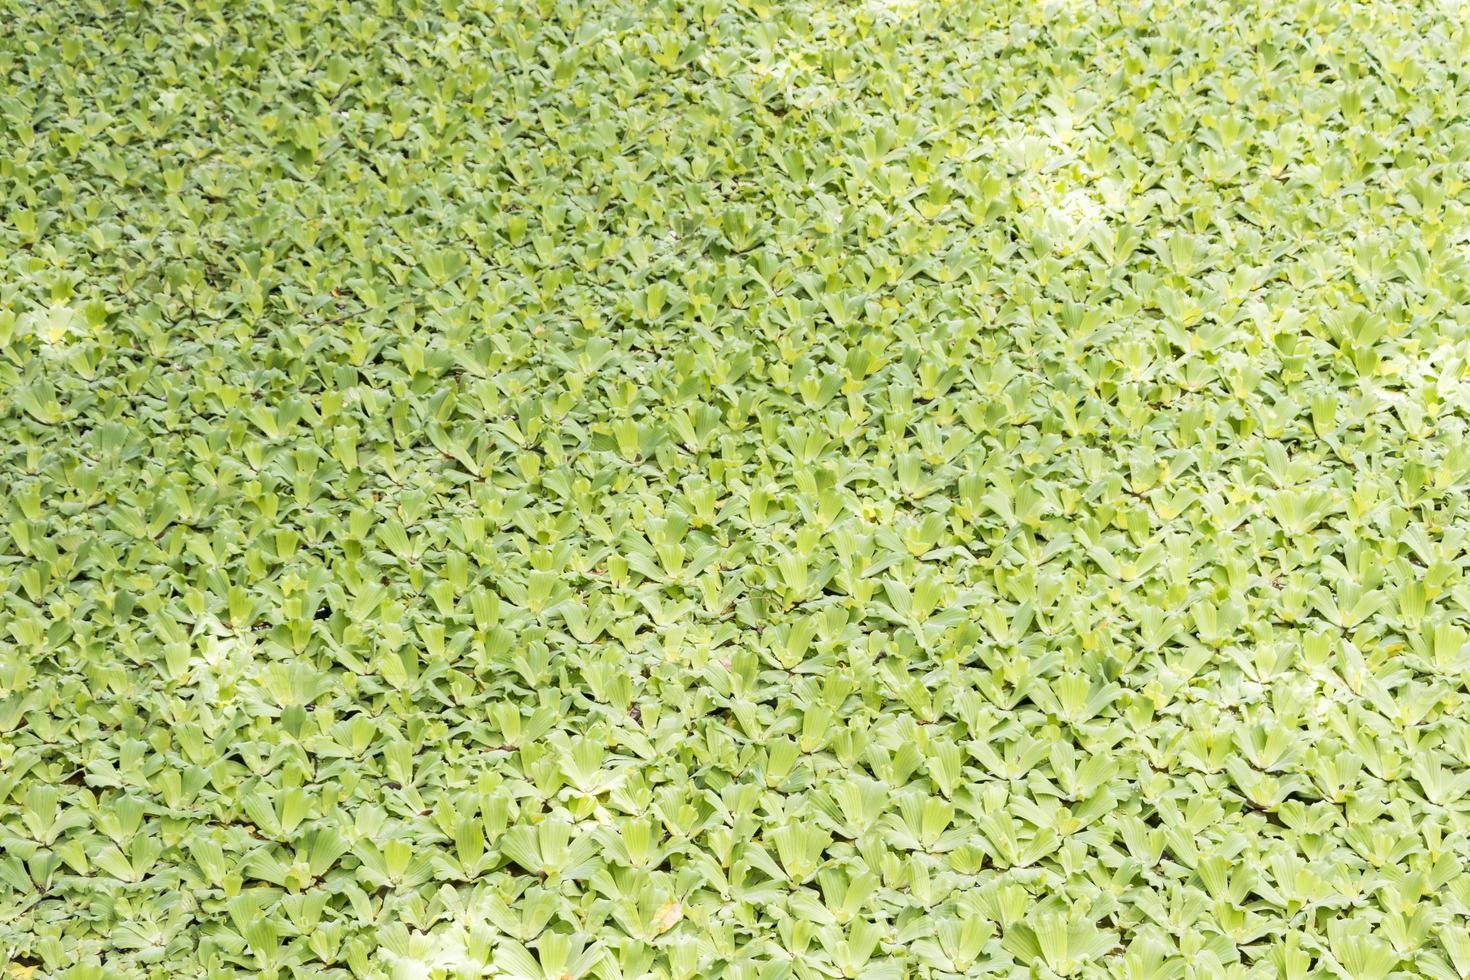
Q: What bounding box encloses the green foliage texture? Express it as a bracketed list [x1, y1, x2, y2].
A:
[4, 0, 1470, 977]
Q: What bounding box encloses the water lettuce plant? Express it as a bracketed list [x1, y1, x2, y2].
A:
[3, 0, 1470, 976]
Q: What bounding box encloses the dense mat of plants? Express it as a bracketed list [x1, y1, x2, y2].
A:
[4, 0, 1470, 976]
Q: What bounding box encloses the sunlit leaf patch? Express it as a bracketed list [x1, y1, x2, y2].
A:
[3, 0, 1470, 976]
